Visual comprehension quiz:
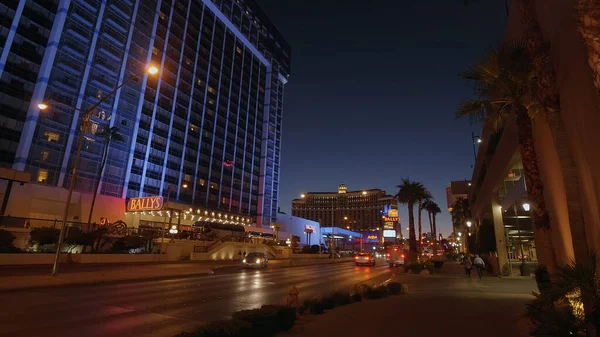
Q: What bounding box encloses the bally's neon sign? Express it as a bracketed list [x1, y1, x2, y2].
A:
[127, 196, 164, 212]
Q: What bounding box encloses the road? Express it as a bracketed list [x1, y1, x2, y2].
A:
[1, 260, 393, 337]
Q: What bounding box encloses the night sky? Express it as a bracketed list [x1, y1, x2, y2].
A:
[256, 0, 508, 236]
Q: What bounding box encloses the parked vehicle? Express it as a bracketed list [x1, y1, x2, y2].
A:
[355, 253, 375, 266]
[243, 252, 268, 268]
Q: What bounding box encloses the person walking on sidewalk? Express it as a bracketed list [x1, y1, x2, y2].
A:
[473, 255, 485, 279]
[463, 254, 473, 277]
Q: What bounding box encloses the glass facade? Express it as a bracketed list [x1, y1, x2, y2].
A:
[0, 0, 290, 227]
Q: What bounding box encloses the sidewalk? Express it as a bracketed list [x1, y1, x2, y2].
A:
[280, 262, 536, 337]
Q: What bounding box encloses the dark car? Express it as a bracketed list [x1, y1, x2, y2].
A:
[243, 252, 268, 268]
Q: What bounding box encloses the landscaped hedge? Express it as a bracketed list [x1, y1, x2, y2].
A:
[231, 305, 296, 337]
[386, 282, 404, 295]
[175, 319, 251, 337]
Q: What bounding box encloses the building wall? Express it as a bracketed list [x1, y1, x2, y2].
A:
[0, 0, 289, 227]
[276, 214, 321, 247]
[291, 187, 396, 231]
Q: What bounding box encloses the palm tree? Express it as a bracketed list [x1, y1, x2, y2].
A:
[575, 0, 600, 101]
[88, 126, 124, 224]
[422, 199, 435, 237]
[425, 200, 442, 243]
[417, 189, 432, 248]
[457, 40, 557, 273]
[396, 179, 425, 254]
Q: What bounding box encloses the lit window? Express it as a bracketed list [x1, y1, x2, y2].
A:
[199, 179, 205, 186]
[208, 99, 215, 105]
[44, 131, 60, 142]
[40, 151, 49, 161]
[159, 12, 166, 20]
[37, 169, 48, 183]
[207, 86, 216, 95]
[152, 47, 159, 55]
[197, 78, 202, 85]
[184, 174, 191, 182]
[210, 182, 218, 189]
[206, 109, 214, 117]
[236, 47, 242, 54]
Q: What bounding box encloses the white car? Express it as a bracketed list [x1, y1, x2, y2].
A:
[243, 252, 268, 268]
[355, 253, 375, 266]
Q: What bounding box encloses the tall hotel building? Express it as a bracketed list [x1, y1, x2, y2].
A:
[0, 0, 289, 227]
[292, 184, 397, 231]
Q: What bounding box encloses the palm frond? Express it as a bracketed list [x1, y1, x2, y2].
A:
[456, 100, 486, 124]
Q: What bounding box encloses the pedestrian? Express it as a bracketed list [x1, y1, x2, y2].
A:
[463, 254, 472, 277]
[243, 250, 246, 257]
[474, 255, 485, 279]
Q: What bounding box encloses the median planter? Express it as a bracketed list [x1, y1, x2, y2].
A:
[232, 305, 296, 337]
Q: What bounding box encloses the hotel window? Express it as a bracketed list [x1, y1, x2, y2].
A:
[184, 174, 191, 182]
[210, 182, 219, 189]
[40, 151, 49, 161]
[44, 131, 60, 142]
[207, 86, 216, 95]
[236, 47, 242, 54]
[199, 179, 205, 186]
[37, 169, 48, 183]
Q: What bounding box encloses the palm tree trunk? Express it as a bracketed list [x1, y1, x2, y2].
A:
[428, 211, 433, 237]
[519, 0, 592, 265]
[408, 202, 417, 253]
[520, 2, 597, 335]
[433, 214, 437, 243]
[88, 141, 110, 224]
[515, 105, 558, 274]
[417, 200, 423, 251]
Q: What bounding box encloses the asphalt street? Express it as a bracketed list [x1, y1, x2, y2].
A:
[1, 260, 392, 337]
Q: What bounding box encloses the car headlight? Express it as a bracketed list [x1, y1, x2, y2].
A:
[242, 259, 246, 263]
[256, 259, 261, 264]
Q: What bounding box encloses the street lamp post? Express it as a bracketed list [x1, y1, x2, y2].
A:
[48, 66, 158, 276]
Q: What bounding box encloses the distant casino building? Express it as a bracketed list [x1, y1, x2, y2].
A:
[0, 0, 289, 227]
[291, 184, 397, 232]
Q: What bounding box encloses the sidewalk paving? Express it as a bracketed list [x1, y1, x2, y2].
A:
[280, 262, 536, 337]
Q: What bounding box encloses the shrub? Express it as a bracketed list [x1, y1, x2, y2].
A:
[261, 305, 296, 331]
[319, 295, 335, 310]
[534, 265, 551, 295]
[176, 319, 252, 337]
[423, 260, 434, 271]
[404, 262, 423, 274]
[30, 227, 60, 246]
[232, 306, 279, 336]
[351, 292, 362, 302]
[364, 285, 389, 299]
[329, 291, 352, 306]
[386, 282, 404, 295]
[307, 299, 325, 315]
[111, 235, 146, 253]
[297, 301, 309, 315]
[0, 229, 20, 253]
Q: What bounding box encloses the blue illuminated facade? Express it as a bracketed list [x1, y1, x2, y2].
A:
[0, 0, 290, 227]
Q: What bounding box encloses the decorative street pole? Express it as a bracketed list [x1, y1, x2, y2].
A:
[44, 66, 159, 276]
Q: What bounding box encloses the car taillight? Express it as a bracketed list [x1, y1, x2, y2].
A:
[355, 256, 358, 260]
[386, 253, 390, 257]
[401, 254, 405, 258]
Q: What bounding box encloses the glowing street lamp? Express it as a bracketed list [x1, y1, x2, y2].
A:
[147, 65, 159, 75]
[37, 103, 48, 110]
[362, 191, 367, 195]
[466, 221, 472, 228]
[458, 232, 462, 237]
[300, 193, 305, 198]
[522, 203, 530, 211]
